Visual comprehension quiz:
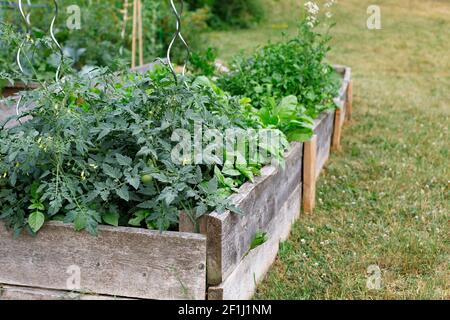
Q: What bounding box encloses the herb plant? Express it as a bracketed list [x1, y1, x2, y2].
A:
[217, 21, 341, 141]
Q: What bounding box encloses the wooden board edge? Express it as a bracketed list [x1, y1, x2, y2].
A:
[0, 221, 207, 300]
[39, 221, 206, 241]
[332, 108, 343, 152]
[303, 135, 317, 214]
[205, 142, 302, 286]
[0, 284, 133, 300]
[346, 80, 353, 122]
[207, 186, 301, 300]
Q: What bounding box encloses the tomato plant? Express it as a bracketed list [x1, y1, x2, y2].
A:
[0, 47, 287, 235]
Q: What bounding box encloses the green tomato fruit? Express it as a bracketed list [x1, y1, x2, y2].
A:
[141, 174, 153, 184]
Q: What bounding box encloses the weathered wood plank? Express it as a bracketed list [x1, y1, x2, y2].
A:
[208, 185, 301, 300]
[346, 80, 353, 122]
[0, 222, 207, 300]
[0, 285, 131, 300]
[1, 82, 39, 98]
[313, 110, 335, 180]
[332, 64, 347, 74]
[343, 67, 352, 84]
[303, 135, 317, 213]
[179, 212, 207, 234]
[332, 106, 344, 152]
[206, 142, 303, 285]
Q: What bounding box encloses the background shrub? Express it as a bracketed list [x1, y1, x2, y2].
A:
[185, 0, 264, 28]
[0, 0, 211, 77]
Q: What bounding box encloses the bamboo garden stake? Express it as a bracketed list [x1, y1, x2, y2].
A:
[121, 0, 143, 68]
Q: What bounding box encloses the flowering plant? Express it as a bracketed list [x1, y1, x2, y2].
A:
[304, 0, 337, 28]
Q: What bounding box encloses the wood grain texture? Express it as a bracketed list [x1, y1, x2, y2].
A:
[179, 212, 207, 234]
[206, 142, 303, 285]
[1, 82, 39, 98]
[313, 110, 335, 180]
[0, 285, 131, 300]
[346, 80, 353, 122]
[336, 66, 352, 123]
[332, 107, 344, 152]
[303, 135, 317, 214]
[208, 186, 301, 300]
[0, 222, 207, 300]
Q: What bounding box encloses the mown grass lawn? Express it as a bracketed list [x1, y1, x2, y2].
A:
[206, 0, 449, 299]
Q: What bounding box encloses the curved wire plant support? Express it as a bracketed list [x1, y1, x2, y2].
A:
[15, 0, 63, 121]
[15, 0, 32, 120]
[167, 0, 190, 85]
[16, 0, 32, 74]
[50, 0, 64, 83]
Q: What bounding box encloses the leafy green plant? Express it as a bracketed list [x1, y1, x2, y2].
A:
[250, 230, 268, 250]
[258, 95, 315, 142]
[190, 47, 218, 76]
[186, 0, 264, 28]
[27, 182, 46, 233]
[217, 20, 341, 141]
[0, 47, 288, 236]
[0, 1, 211, 81]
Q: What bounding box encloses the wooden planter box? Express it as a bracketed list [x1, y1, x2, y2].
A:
[206, 142, 303, 300]
[303, 66, 352, 213]
[0, 82, 39, 98]
[0, 143, 304, 300]
[0, 64, 351, 301]
[0, 223, 207, 300]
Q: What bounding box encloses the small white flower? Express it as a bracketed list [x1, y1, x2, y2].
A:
[304, 1, 320, 15]
[306, 15, 317, 28]
[326, 12, 333, 19]
[325, 0, 337, 8]
[301, 239, 306, 244]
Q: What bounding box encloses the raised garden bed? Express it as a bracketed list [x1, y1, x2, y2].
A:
[0, 64, 352, 301]
[0, 143, 303, 300]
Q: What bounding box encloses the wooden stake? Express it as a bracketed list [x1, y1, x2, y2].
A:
[137, 0, 143, 66]
[346, 80, 353, 122]
[120, 0, 129, 41]
[303, 135, 317, 213]
[332, 108, 343, 151]
[131, 0, 138, 68]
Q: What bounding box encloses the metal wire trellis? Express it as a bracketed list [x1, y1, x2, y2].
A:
[14, 0, 64, 121]
[167, 0, 190, 85]
[15, 0, 32, 120]
[49, 0, 64, 83]
[13, 0, 190, 95]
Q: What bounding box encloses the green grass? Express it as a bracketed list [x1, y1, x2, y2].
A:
[206, 0, 449, 299]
